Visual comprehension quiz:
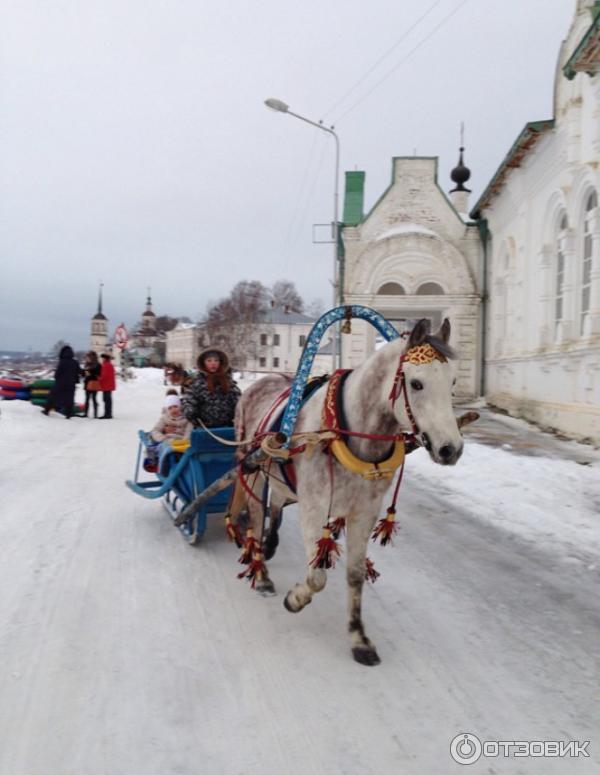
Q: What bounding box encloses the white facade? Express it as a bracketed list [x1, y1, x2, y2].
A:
[172, 311, 316, 375]
[236, 310, 315, 374]
[341, 157, 483, 398]
[249, 324, 312, 373]
[90, 315, 108, 356]
[165, 322, 200, 371]
[476, 1, 600, 442]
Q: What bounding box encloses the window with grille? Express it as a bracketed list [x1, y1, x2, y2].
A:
[299, 335, 306, 347]
[259, 357, 266, 368]
[260, 334, 267, 346]
[273, 357, 279, 368]
[273, 334, 280, 346]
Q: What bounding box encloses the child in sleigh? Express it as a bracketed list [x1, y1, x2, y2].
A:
[144, 394, 193, 472]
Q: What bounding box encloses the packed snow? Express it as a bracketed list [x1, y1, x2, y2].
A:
[1, 368, 598, 775]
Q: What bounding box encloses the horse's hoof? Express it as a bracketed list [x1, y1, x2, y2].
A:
[256, 577, 276, 597]
[352, 646, 381, 666]
[283, 588, 311, 613]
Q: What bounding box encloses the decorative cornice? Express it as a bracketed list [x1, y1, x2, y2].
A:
[470, 120, 555, 218]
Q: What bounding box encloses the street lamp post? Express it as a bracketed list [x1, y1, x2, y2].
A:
[265, 98, 340, 370]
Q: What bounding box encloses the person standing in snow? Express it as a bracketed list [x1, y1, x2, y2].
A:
[82, 351, 101, 418]
[99, 353, 116, 419]
[182, 348, 240, 428]
[42, 344, 80, 419]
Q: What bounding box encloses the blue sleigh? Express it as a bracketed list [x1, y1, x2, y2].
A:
[125, 306, 401, 544]
[126, 427, 237, 543]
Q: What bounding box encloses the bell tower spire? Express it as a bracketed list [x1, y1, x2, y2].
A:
[449, 123, 472, 215]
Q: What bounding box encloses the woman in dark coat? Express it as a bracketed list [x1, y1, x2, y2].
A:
[82, 351, 101, 418]
[182, 348, 241, 428]
[42, 345, 80, 419]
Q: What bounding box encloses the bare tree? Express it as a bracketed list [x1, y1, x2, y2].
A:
[306, 298, 325, 318]
[271, 280, 304, 312]
[204, 280, 270, 368]
[51, 339, 70, 357]
[155, 315, 179, 332]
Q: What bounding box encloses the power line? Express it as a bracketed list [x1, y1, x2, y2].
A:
[323, 0, 444, 120]
[333, 0, 471, 125]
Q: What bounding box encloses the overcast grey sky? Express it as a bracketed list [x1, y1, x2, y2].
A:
[0, 0, 574, 351]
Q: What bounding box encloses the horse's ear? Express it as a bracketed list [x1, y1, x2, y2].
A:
[406, 318, 430, 349]
[436, 318, 451, 344]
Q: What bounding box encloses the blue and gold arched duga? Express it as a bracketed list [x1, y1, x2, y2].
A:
[279, 305, 400, 445]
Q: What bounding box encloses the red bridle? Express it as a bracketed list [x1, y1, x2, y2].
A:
[388, 355, 419, 437]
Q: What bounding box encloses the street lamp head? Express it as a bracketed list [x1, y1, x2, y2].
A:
[264, 98, 289, 113]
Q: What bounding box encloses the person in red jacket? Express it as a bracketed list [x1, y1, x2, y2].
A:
[99, 353, 116, 419]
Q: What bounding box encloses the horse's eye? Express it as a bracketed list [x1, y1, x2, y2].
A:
[410, 379, 423, 391]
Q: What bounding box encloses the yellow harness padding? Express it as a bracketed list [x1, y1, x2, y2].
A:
[171, 438, 191, 453]
[330, 436, 405, 481]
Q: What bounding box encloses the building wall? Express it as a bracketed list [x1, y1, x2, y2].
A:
[341, 157, 483, 398]
[481, 6, 600, 442]
[166, 324, 200, 371]
[244, 321, 313, 373]
[90, 318, 108, 356]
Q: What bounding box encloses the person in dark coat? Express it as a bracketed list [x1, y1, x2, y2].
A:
[99, 353, 116, 419]
[182, 348, 240, 428]
[82, 350, 101, 418]
[42, 345, 80, 419]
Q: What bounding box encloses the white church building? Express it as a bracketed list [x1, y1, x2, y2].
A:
[340, 156, 483, 400]
[472, 0, 600, 443]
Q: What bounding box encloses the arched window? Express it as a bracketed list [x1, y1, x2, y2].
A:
[581, 191, 598, 335]
[555, 213, 568, 337]
[377, 282, 405, 295]
[416, 282, 444, 295]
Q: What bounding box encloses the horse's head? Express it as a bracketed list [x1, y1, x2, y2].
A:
[392, 318, 463, 466]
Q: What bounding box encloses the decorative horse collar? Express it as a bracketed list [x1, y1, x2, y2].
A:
[322, 370, 405, 480]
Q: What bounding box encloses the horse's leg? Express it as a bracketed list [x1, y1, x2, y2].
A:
[262, 491, 284, 561]
[243, 478, 276, 596]
[345, 513, 381, 666]
[284, 501, 327, 613]
[226, 479, 248, 545]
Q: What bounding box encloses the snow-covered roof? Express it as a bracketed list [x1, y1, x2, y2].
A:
[375, 223, 438, 241]
[258, 308, 315, 325]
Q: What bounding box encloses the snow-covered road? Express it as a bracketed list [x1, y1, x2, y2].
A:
[1, 371, 598, 775]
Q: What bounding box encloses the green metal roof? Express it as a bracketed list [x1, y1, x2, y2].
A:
[343, 171, 365, 226]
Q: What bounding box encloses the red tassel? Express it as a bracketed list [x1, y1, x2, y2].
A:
[310, 526, 342, 569]
[365, 557, 380, 583]
[371, 508, 399, 546]
[237, 551, 267, 588]
[238, 528, 258, 565]
[330, 516, 346, 539]
[224, 514, 243, 548]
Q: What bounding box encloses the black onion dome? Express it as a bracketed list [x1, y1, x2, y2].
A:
[450, 147, 471, 192]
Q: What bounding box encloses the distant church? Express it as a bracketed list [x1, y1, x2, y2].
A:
[129, 290, 166, 363]
[89, 283, 110, 356]
[89, 286, 165, 363]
